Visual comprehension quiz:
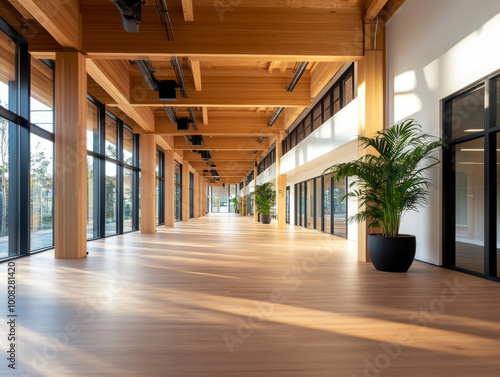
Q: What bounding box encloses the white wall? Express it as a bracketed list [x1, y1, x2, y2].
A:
[386, 0, 500, 264]
[256, 163, 276, 185]
[280, 99, 358, 174]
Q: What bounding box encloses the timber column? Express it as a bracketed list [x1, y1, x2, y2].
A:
[276, 131, 287, 229]
[357, 20, 385, 261]
[54, 52, 87, 259]
[140, 134, 156, 233]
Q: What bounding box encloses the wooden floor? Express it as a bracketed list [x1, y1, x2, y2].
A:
[2, 214, 500, 377]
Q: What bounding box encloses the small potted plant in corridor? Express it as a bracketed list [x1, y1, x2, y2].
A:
[254, 182, 276, 224]
[324, 120, 446, 272]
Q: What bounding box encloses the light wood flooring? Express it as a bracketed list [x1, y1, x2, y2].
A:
[1, 213, 500, 376]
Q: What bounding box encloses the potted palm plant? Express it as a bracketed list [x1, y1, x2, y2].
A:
[254, 182, 276, 224]
[324, 120, 445, 272]
[230, 197, 239, 213]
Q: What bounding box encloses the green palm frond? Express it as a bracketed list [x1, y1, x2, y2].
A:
[324, 119, 446, 237]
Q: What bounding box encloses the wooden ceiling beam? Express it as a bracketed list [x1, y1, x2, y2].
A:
[311, 62, 345, 99]
[129, 70, 310, 107]
[181, 0, 194, 21]
[365, 0, 390, 20]
[202, 107, 208, 125]
[77, 5, 363, 59]
[87, 59, 155, 132]
[174, 136, 271, 150]
[188, 161, 255, 170]
[17, 0, 80, 49]
[190, 59, 202, 91]
[184, 151, 260, 162]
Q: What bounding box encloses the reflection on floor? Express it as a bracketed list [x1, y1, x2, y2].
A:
[1, 213, 500, 376]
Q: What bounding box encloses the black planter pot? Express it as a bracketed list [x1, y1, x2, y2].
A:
[261, 214, 272, 224]
[367, 234, 416, 272]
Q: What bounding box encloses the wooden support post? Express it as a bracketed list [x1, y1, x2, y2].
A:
[140, 134, 156, 233]
[357, 48, 385, 262]
[254, 165, 259, 222]
[276, 131, 287, 230]
[182, 163, 190, 221]
[194, 173, 200, 218]
[164, 150, 175, 227]
[54, 52, 87, 259]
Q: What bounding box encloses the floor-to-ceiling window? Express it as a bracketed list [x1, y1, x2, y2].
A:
[294, 175, 347, 238]
[211, 185, 229, 213]
[443, 73, 500, 280]
[306, 179, 314, 229]
[175, 161, 182, 221]
[333, 177, 347, 238]
[315, 177, 323, 231]
[286, 186, 290, 224]
[189, 172, 194, 218]
[156, 150, 165, 225]
[0, 21, 56, 261]
[86, 96, 140, 240]
[324, 176, 332, 234]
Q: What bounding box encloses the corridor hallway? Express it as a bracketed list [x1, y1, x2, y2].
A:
[3, 214, 500, 377]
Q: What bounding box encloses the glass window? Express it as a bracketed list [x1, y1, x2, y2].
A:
[300, 183, 305, 227]
[0, 116, 9, 258]
[304, 116, 312, 137]
[343, 70, 354, 106]
[124, 168, 133, 232]
[496, 78, 500, 126]
[333, 84, 340, 114]
[334, 177, 347, 238]
[87, 100, 99, 152]
[123, 128, 134, 165]
[30, 134, 54, 250]
[315, 177, 322, 231]
[155, 179, 160, 225]
[297, 122, 305, 143]
[497, 133, 500, 277]
[323, 91, 332, 121]
[307, 180, 314, 229]
[175, 161, 182, 221]
[454, 137, 484, 274]
[313, 104, 322, 130]
[286, 186, 290, 224]
[447, 86, 485, 140]
[30, 58, 54, 133]
[291, 129, 296, 148]
[0, 30, 16, 112]
[105, 115, 117, 159]
[155, 150, 160, 176]
[87, 156, 98, 239]
[323, 176, 332, 234]
[105, 162, 117, 235]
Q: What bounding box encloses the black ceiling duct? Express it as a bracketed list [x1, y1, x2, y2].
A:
[191, 135, 204, 146]
[159, 80, 178, 101]
[110, 0, 143, 33]
[176, 117, 190, 131]
[201, 151, 211, 160]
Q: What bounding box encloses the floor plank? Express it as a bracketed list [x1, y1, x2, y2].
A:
[1, 213, 500, 376]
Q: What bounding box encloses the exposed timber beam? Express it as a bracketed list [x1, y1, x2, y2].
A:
[190, 59, 202, 91]
[74, 5, 363, 59]
[17, 0, 80, 49]
[87, 59, 154, 132]
[174, 136, 271, 151]
[365, 0, 390, 20]
[181, 0, 194, 21]
[129, 70, 310, 107]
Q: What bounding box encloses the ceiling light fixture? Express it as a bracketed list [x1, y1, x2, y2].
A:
[267, 107, 283, 127]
